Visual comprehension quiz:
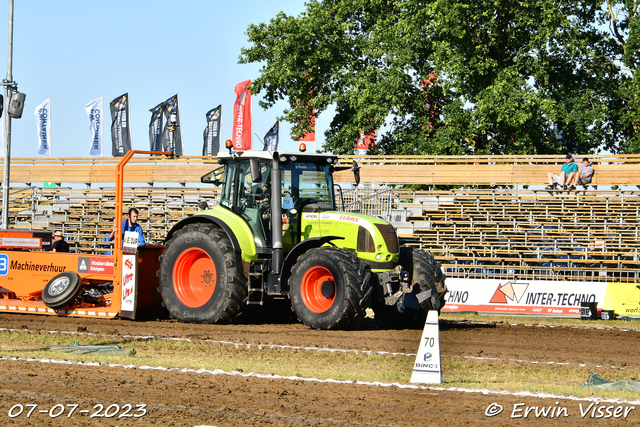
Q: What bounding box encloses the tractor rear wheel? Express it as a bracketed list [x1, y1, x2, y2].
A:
[158, 223, 247, 323]
[289, 247, 371, 329]
[374, 248, 447, 328]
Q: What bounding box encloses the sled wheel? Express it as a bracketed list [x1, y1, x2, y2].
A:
[158, 223, 247, 324]
[290, 247, 371, 329]
[42, 272, 83, 309]
[375, 248, 447, 329]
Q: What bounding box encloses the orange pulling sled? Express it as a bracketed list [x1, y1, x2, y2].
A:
[0, 151, 171, 319]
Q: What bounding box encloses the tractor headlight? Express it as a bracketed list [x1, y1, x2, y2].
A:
[376, 254, 382, 260]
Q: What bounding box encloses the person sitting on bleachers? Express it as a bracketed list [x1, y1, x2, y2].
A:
[566, 157, 594, 190]
[546, 154, 577, 191]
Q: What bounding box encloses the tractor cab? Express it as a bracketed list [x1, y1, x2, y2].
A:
[208, 150, 340, 252]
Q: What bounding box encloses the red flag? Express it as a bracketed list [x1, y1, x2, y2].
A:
[356, 130, 375, 155]
[297, 109, 316, 142]
[233, 79, 252, 150]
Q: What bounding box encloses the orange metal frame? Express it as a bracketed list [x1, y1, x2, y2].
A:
[0, 150, 171, 319]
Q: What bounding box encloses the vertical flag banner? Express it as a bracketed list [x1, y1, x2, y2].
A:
[356, 130, 375, 155]
[232, 79, 252, 150]
[109, 93, 132, 157]
[85, 97, 103, 156]
[148, 102, 163, 151]
[160, 94, 183, 156]
[263, 121, 279, 151]
[202, 104, 221, 156]
[296, 108, 316, 142]
[35, 98, 52, 156]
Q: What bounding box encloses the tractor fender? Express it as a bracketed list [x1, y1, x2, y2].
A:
[165, 214, 244, 271]
[280, 236, 345, 292]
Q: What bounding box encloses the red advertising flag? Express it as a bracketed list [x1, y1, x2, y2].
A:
[233, 79, 252, 150]
[297, 108, 316, 142]
[356, 130, 375, 155]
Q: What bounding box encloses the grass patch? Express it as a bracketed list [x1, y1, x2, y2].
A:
[1, 328, 639, 402]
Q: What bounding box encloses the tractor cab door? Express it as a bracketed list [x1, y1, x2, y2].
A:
[234, 160, 272, 250]
[280, 162, 335, 250]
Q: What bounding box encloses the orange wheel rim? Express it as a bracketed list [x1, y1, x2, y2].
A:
[173, 248, 216, 308]
[301, 266, 336, 313]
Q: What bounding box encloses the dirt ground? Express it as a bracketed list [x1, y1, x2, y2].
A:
[0, 313, 638, 426]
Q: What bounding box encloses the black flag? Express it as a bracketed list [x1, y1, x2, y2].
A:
[202, 105, 221, 156]
[148, 102, 163, 151]
[109, 93, 132, 157]
[264, 121, 279, 151]
[160, 94, 183, 156]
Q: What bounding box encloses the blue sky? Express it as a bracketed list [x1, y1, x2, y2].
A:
[0, 0, 324, 158]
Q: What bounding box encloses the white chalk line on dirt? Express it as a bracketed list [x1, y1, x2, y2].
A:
[0, 327, 629, 370]
[1, 355, 638, 407]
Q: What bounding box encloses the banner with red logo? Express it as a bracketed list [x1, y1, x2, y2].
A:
[356, 130, 375, 155]
[441, 278, 607, 317]
[232, 79, 252, 150]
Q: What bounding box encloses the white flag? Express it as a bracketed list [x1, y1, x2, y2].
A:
[85, 97, 103, 156]
[35, 98, 51, 156]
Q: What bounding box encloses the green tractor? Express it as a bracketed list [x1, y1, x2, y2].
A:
[157, 147, 447, 329]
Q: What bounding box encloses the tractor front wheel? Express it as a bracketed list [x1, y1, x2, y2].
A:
[158, 223, 247, 324]
[289, 247, 371, 329]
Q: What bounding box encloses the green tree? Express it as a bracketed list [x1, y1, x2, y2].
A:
[240, 0, 638, 155]
[604, 0, 640, 152]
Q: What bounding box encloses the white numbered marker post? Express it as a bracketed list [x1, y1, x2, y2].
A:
[410, 310, 442, 384]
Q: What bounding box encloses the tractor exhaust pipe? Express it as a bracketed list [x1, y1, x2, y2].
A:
[271, 153, 283, 275]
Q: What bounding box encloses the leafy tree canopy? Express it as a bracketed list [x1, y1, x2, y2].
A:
[240, 0, 639, 155]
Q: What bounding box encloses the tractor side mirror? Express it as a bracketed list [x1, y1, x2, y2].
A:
[250, 158, 262, 183]
[352, 160, 361, 187]
[0, 94, 4, 118]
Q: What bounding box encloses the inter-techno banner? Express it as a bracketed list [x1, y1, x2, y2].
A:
[35, 98, 51, 156]
[85, 97, 103, 156]
[109, 93, 132, 157]
[160, 94, 183, 156]
[263, 121, 279, 151]
[148, 102, 163, 152]
[441, 278, 607, 316]
[202, 105, 221, 156]
[232, 79, 252, 151]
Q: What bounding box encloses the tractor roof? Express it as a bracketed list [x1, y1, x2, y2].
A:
[217, 150, 339, 165]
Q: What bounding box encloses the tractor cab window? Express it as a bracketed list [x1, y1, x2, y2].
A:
[280, 163, 334, 211]
[235, 161, 272, 249]
[219, 163, 236, 209]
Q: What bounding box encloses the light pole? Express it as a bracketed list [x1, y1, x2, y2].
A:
[1, 0, 14, 230]
[1, 0, 25, 230]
